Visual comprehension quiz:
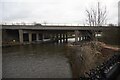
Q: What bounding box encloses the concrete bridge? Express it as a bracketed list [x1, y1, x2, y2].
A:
[2, 25, 113, 30]
[2, 24, 118, 44]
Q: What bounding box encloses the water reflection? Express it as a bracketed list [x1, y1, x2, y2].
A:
[3, 43, 72, 78]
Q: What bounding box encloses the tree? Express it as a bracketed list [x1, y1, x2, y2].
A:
[85, 2, 107, 50]
[86, 2, 107, 26]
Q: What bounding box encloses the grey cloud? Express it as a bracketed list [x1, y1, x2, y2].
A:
[1, 0, 119, 25]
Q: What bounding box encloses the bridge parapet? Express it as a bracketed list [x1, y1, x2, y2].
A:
[2, 25, 118, 31]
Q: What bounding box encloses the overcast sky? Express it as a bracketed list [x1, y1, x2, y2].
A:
[0, 0, 119, 25]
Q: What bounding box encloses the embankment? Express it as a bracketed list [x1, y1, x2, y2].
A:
[66, 41, 120, 78]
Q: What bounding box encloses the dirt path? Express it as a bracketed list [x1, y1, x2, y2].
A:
[98, 42, 120, 51]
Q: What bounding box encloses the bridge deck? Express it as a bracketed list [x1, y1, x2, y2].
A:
[1, 25, 119, 31]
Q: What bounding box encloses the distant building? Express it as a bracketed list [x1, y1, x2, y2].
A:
[118, 1, 120, 26]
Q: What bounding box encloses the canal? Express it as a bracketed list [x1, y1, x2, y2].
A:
[2, 42, 73, 78]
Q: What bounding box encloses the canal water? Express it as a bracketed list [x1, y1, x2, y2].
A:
[2, 42, 73, 78]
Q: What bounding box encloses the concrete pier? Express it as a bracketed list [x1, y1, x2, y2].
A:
[63, 34, 65, 43]
[42, 34, 44, 41]
[19, 30, 23, 44]
[29, 33, 32, 43]
[65, 34, 68, 43]
[75, 30, 79, 43]
[36, 33, 39, 41]
[60, 34, 62, 43]
[50, 34, 54, 41]
[56, 34, 59, 43]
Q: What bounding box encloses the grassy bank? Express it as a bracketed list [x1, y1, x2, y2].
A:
[66, 41, 120, 78]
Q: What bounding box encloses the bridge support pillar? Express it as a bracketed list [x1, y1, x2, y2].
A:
[65, 34, 68, 43]
[51, 34, 53, 41]
[52, 34, 54, 41]
[29, 33, 32, 43]
[60, 34, 62, 43]
[83, 36, 85, 40]
[56, 34, 59, 43]
[63, 34, 66, 43]
[54, 34, 56, 41]
[36, 33, 39, 41]
[84, 36, 86, 40]
[85, 36, 87, 40]
[75, 30, 79, 43]
[19, 29, 23, 44]
[79, 36, 80, 41]
[79, 32, 82, 42]
[42, 34, 44, 41]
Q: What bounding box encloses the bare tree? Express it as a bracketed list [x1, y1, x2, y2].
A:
[85, 2, 107, 50]
[86, 2, 107, 26]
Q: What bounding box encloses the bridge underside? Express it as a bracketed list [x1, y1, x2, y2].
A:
[2, 29, 97, 44]
[3, 25, 116, 44]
